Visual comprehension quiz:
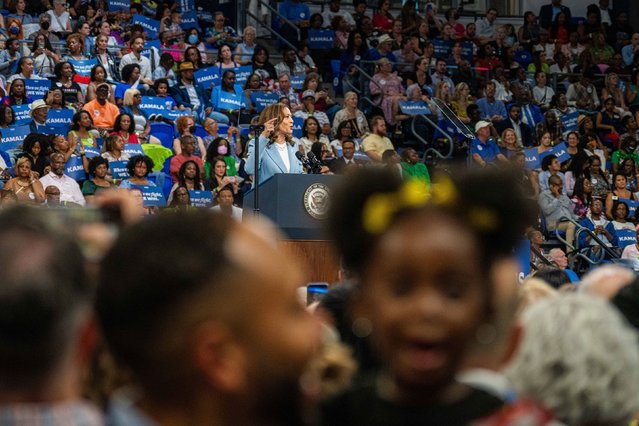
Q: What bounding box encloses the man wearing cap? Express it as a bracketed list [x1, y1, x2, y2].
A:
[28, 99, 49, 133]
[83, 83, 120, 134]
[119, 36, 153, 87]
[294, 90, 331, 136]
[171, 61, 212, 118]
[365, 34, 397, 63]
[471, 120, 507, 167]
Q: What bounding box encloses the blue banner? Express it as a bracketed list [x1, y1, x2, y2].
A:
[65, 156, 86, 181]
[140, 96, 168, 115]
[211, 85, 248, 111]
[308, 29, 335, 49]
[180, 0, 195, 11]
[84, 147, 101, 158]
[68, 58, 98, 76]
[399, 100, 431, 115]
[107, 0, 129, 11]
[166, 110, 191, 121]
[1, 125, 30, 145]
[516, 239, 530, 283]
[25, 78, 51, 98]
[292, 116, 304, 138]
[181, 11, 199, 30]
[432, 39, 452, 58]
[545, 142, 570, 163]
[461, 41, 474, 61]
[291, 75, 304, 90]
[251, 92, 279, 112]
[42, 124, 68, 136]
[141, 38, 162, 59]
[561, 111, 579, 133]
[132, 14, 160, 39]
[524, 147, 540, 169]
[619, 197, 639, 218]
[109, 160, 129, 180]
[615, 228, 636, 248]
[194, 66, 220, 88]
[124, 144, 145, 157]
[189, 189, 214, 207]
[134, 184, 166, 207]
[234, 65, 253, 85]
[46, 108, 74, 126]
[13, 104, 31, 126]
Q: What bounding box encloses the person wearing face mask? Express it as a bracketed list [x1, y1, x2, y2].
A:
[205, 136, 238, 179]
[28, 14, 61, 53]
[173, 115, 207, 162]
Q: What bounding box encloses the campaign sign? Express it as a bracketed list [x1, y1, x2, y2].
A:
[166, 109, 191, 121]
[46, 108, 74, 127]
[432, 39, 452, 58]
[194, 66, 220, 88]
[65, 156, 86, 181]
[140, 96, 167, 116]
[84, 147, 101, 159]
[308, 29, 335, 50]
[292, 116, 304, 138]
[615, 228, 637, 248]
[561, 111, 579, 133]
[1, 125, 30, 145]
[291, 75, 304, 90]
[212, 85, 247, 111]
[234, 65, 253, 85]
[516, 239, 530, 283]
[189, 189, 214, 208]
[461, 41, 474, 61]
[181, 11, 199, 30]
[619, 198, 639, 218]
[124, 144, 145, 157]
[134, 184, 166, 207]
[399, 100, 431, 116]
[524, 147, 541, 169]
[251, 92, 279, 112]
[107, 0, 129, 11]
[180, 0, 195, 12]
[68, 58, 98, 76]
[132, 14, 160, 39]
[13, 104, 31, 126]
[141, 39, 162, 58]
[25, 79, 51, 98]
[545, 142, 569, 163]
[109, 160, 130, 180]
[43, 124, 68, 136]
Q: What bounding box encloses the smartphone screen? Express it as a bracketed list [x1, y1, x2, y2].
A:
[307, 282, 329, 305]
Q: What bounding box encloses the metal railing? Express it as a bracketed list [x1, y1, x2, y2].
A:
[255, 0, 299, 48]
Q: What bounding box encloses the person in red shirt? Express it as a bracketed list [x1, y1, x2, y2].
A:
[169, 135, 204, 183]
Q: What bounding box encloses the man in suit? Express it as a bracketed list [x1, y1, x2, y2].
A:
[496, 103, 535, 147]
[539, 0, 572, 30]
[28, 99, 49, 133]
[170, 61, 212, 120]
[330, 139, 362, 173]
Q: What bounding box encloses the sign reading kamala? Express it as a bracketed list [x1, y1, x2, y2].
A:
[84, 147, 101, 159]
[308, 29, 335, 49]
[181, 11, 199, 30]
[399, 100, 431, 115]
[25, 79, 51, 98]
[46, 108, 74, 126]
[13, 104, 31, 126]
[189, 190, 214, 208]
[124, 144, 145, 157]
[615, 228, 637, 248]
[68, 58, 98, 76]
[109, 161, 130, 180]
[251, 92, 278, 112]
[107, 0, 129, 11]
[524, 142, 570, 170]
[132, 14, 161, 39]
[292, 116, 304, 138]
[134, 185, 166, 207]
[194, 66, 220, 87]
[141, 39, 162, 59]
[1, 125, 30, 145]
[291, 75, 304, 90]
[65, 156, 86, 181]
[619, 197, 639, 218]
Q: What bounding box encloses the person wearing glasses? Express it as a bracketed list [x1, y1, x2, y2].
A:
[205, 12, 241, 49]
[121, 88, 157, 144]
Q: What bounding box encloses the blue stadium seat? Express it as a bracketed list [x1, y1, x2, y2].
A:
[150, 122, 175, 149]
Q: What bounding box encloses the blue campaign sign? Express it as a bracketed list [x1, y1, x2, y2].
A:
[43, 124, 68, 136]
[399, 100, 431, 115]
[524, 147, 540, 169]
[516, 239, 530, 283]
[65, 156, 86, 181]
[134, 184, 166, 207]
[166, 110, 191, 121]
[212, 85, 248, 111]
[107, 0, 129, 11]
[68, 58, 98, 76]
[292, 116, 304, 138]
[1, 125, 30, 145]
[132, 14, 160, 39]
[124, 144, 145, 157]
[180, 0, 195, 12]
[194, 66, 220, 88]
[84, 147, 101, 158]
[461, 41, 474, 61]
[181, 11, 199, 30]
[46, 108, 74, 127]
[251, 92, 279, 112]
[234, 65, 253, 85]
[308, 29, 335, 50]
[140, 96, 167, 116]
[615, 228, 637, 248]
[13, 104, 31, 126]
[561, 111, 579, 133]
[189, 189, 214, 207]
[619, 198, 639, 217]
[291, 75, 304, 90]
[25, 79, 51, 98]
[542, 142, 570, 164]
[141, 39, 162, 58]
[109, 160, 129, 180]
[432, 39, 452, 58]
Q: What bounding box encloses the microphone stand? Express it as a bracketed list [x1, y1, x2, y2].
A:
[249, 124, 265, 216]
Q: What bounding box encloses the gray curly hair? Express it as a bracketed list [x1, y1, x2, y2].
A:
[505, 293, 639, 425]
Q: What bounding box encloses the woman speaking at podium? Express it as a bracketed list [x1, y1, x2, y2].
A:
[246, 103, 304, 186]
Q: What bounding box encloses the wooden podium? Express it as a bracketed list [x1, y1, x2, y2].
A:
[243, 174, 340, 283]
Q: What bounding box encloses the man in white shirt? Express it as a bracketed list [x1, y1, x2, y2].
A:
[119, 36, 153, 86]
[39, 152, 86, 206]
[46, 0, 71, 34]
[211, 186, 242, 221]
[475, 8, 498, 44]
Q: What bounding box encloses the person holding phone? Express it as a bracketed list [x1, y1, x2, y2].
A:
[245, 102, 304, 186]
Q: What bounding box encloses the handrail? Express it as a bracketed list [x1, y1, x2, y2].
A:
[245, 9, 298, 55]
[556, 217, 620, 262]
[410, 113, 454, 159]
[256, 0, 300, 47]
[346, 63, 383, 106]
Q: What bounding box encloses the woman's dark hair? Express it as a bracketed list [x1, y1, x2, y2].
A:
[549, 10, 567, 40]
[0, 104, 15, 126]
[572, 177, 592, 206]
[251, 44, 270, 63]
[121, 63, 141, 83]
[53, 61, 75, 79]
[244, 72, 263, 90]
[336, 120, 353, 139]
[533, 268, 570, 290]
[310, 141, 325, 162]
[113, 113, 134, 132]
[185, 46, 204, 68]
[126, 154, 154, 177]
[89, 64, 108, 82]
[159, 52, 174, 68]
[177, 160, 202, 189]
[31, 35, 54, 52]
[215, 43, 233, 64]
[208, 155, 228, 178]
[88, 155, 109, 177]
[153, 78, 170, 93]
[168, 184, 191, 208]
[8, 78, 27, 102]
[327, 167, 534, 279]
[22, 133, 47, 155]
[103, 134, 121, 153]
[346, 30, 367, 55]
[46, 87, 67, 108]
[302, 116, 320, 138]
[71, 110, 94, 131]
[206, 137, 230, 162]
[541, 154, 558, 171]
[613, 200, 629, 220]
